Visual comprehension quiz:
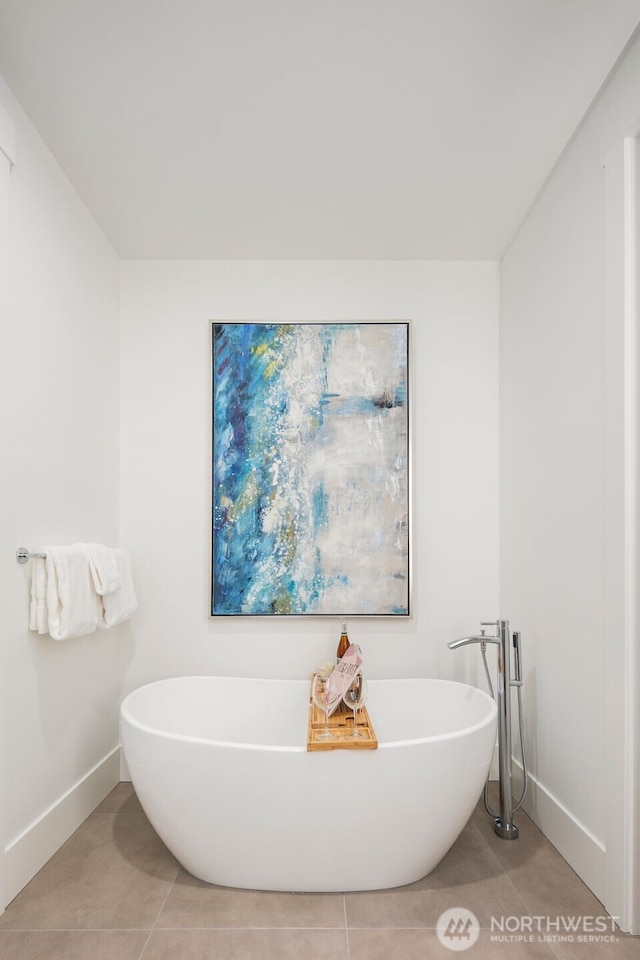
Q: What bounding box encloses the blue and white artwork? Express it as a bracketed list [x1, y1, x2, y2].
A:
[211, 322, 409, 616]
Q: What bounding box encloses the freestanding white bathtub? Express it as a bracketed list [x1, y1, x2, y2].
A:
[120, 676, 497, 892]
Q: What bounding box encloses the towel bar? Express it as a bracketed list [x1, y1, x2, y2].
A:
[16, 547, 46, 564]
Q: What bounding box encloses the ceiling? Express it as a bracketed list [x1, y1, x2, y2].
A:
[1, 1, 639, 260]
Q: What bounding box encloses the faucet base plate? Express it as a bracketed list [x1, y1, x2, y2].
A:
[494, 819, 519, 840]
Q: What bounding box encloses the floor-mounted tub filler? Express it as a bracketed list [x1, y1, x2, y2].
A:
[449, 619, 528, 840]
[120, 676, 497, 892]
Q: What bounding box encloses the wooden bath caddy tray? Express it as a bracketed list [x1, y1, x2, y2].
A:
[307, 677, 378, 751]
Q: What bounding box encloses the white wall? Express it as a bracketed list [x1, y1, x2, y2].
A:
[500, 29, 640, 928]
[119, 261, 500, 697]
[0, 76, 122, 904]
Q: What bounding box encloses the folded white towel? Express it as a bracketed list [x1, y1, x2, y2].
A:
[44, 545, 102, 640]
[82, 542, 121, 596]
[29, 554, 48, 634]
[99, 549, 137, 629]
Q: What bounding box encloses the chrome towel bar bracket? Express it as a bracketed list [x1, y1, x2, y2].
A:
[16, 547, 46, 564]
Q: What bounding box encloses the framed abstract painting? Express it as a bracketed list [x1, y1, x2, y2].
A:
[211, 321, 410, 616]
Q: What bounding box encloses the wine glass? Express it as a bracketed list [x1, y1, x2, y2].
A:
[344, 675, 368, 739]
[312, 673, 337, 740]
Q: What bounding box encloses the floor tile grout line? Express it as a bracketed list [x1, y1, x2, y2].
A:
[149, 864, 181, 931]
[2, 924, 633, 942]
[0, 928, 156, 933]
[117, 924, 516, 932]
[148, 925, 350, 931]
[9, 924, 620, 932]
[343, 895, 351, 960]
[136, 929, 155, 960]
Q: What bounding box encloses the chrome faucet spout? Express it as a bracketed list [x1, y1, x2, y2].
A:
[447, 635, 499, 649]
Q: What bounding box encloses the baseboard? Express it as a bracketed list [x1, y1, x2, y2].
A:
[513, 760, 607, 905]
[4, 747, 120, 906]
[120, 749, 131, 782]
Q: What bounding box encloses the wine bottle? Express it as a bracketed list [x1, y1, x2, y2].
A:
[336, 622, 350, 660]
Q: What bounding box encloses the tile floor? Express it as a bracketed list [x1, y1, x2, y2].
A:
[0, 783, 637, 959]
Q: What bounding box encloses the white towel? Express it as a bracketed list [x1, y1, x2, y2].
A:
[29, 554, 48, 634]
[99, 549, 137, 629]
[82, 542, 121, 596]
[44, 545, 102, 640]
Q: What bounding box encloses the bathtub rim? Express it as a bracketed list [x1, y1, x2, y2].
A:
[120, 675, 497, 754]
